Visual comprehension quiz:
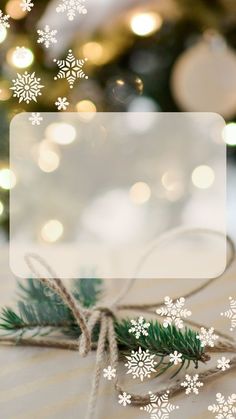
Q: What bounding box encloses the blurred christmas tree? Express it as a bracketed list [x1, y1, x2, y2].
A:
[1, 0, 236, 236]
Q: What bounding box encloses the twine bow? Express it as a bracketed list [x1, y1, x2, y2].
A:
[23, 229, 236, 419]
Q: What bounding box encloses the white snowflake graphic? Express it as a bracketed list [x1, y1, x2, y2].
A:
[0, 10, 10, 29]
[118, 392, 131, 407]
[208, 393, 236, 418]
[140, 391, 179, 419]
[29, 112, 43, 125]
[55, 97, 69, 111]
[10, 72, 44, 104]
[217, 357, 231, 372]
[125, 347, 156, 382]
[128, 316, 150, 339]
[103, 365, 116, 381]
[180, 374, 203, 395]
[169, 351, 182, 365]
[156, 296, 192, 329]
[53, 49, 88, 89]
[196, 327, 219, 348]
[221, 297, 236, 332]
[56, 0, 87, 21]
[20, 0, 34, 12]
[37, 25, 57, 49]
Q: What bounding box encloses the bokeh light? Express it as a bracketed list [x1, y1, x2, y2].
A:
[45, 123, 76, 145]
[7, 46, 34, 68]
[6, 0, 27, 19]
[191, 165, 215, 189]
[41, 219, 64, 243]
[76, 100, 97, 120]
[129, 182, 151, 204]
[0, 168, 16, 190]
[0, 26, 7, 44]
[130, 12, 163, 37]
[222, 122, 236, 146]
[0, 201, 4, 216]
[38, 148, 60, 173]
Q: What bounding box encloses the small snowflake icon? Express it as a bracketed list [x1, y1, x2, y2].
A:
[128, 316, 150, 339]
[140, 391, 179, 419]
[156, 296, 192, 329]
[0, 10, 10, 29]
[125, 347, 157, 382]
[53, 49, 88, 89]
[118, 392, 131, 407]
[11, 72, 44, 104]
[169, 351, 182, 365]
[37, 25, 57, 49]
[221, 297, 236, 332]
[208, 393, 236, 418]
[217, 357, 230, 372]
[55, 97, 69, 111]
[29, 112, 43, 125]
[56, 0, 87, 21]
[103, 365, 116, 381]
[196, 327, 219, 348]
[181, 374, 203, 395]
[20, 0, 34, 12]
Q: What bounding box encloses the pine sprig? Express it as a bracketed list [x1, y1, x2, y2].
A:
[0, 278, 208, 377]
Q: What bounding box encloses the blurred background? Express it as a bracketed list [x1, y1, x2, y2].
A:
[0, 0, 236, 244]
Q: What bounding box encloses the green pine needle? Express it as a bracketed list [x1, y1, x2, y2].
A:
[0, 278, 207, 377]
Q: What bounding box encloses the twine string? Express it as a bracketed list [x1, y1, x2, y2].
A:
[21, 230, 236, 419]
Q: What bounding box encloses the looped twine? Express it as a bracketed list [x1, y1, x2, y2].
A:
[24, 230, 236, 419]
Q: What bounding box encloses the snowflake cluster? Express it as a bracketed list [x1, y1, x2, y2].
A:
[181, 374, 203, 395]
[156, 296, 192, 329]
[125, 347, 156, 382]
[140, 391, 179, 419]
[37, 25, 57, 49]
[221, 297, 236, 332]
[208, 393, 236, 418]
[196, 327, 218, 348]
[128, 316, 150, 339]
[0, 10, 10, 29]
[56, 0, 87, 21]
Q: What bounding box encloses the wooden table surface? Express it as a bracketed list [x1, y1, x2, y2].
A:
[0, 247, 235, 419]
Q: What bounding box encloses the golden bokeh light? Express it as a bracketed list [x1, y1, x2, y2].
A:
[0, 26, 7, 44]
[0, 201, 4, 216]
[41, 219, 64, 243]
[76, 100, 97, 121]
[130, 182, 151, 204]
[6, 0, 27, 19]
[130, 12, 163, 37]
[7, 46, 34, 68]
[45, 123, 77, 145]
[222, 122, 236, 146]
[0, 168, 17, 190]
[191, 165, 215, 189]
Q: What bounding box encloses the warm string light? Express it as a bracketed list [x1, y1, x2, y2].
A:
[191, 165, 215, 189]
[130, 12, 163, 37]
[129, 182, 151, 205]
[0, 26, 7, 43]
[45, 123, 76, 145]
[0, 168, 16, 190]
[7, 46, 34, 68]
[76, 100, 97, 120]
[6, 0, 27, 19]
[37, 141, 60, 173]
[41, 219, 64, 243]
[0, 201, 4, 216]
[222, 122, 236, 146]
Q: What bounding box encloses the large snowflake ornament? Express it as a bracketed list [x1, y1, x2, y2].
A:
[140, 391, 179, 419]
[221, 297, 236, 332]
[208, 393, 236, 418]
[53, 49, 88, 89]
[196, 327, 219, 348]
[56, 0, 87, 21]
[181, 374, 203, 395]
[156, 296, 192, 329]
[37, 25, 57, 49]
[125, 347, 157, 382]
[11, 72, 44, 104]
[129, 316, 150, 339]
[0, 10, 10, 29]
[20, 0, 34, 12]
[118, 392, 132, 407]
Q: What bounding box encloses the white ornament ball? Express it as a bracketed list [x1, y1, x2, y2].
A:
[171, 34, 236, 118]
